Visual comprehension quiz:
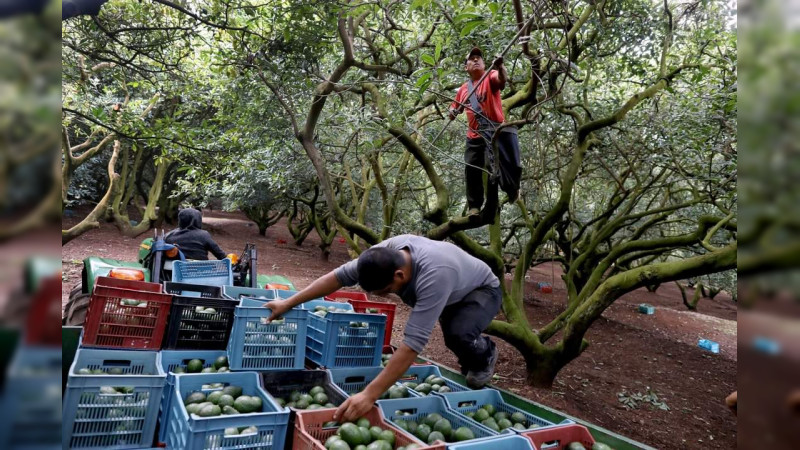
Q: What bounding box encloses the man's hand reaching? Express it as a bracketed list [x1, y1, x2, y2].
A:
[491, 56, 504, 68]
[263, 300, 291, 322]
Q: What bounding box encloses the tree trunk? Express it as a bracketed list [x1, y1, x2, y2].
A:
[62, 141, 121, 244]
[646, 283, 661, 293]
[677, 281, 703, 310]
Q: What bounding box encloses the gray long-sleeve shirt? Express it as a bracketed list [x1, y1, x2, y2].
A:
[333, 234, 500, 353]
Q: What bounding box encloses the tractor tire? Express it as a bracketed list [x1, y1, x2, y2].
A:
[63, 283, 91, 326]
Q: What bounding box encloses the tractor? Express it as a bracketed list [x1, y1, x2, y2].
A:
[61, 230, 284, 326]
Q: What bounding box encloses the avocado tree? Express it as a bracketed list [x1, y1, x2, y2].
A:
[61, 0, 737, 386]
[240, 0, 737, 385]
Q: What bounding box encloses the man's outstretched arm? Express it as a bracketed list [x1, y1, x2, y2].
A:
[264, 270, 342, 320]
[334, 344, 418, 422]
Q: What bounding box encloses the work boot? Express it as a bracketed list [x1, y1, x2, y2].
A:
[466, 343, 498, 389]
[506, 189, 519, 204]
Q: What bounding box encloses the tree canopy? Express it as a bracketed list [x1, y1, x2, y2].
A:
[62, 0, 737, 385]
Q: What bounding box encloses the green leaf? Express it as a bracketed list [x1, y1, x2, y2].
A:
[410, 0, 428, 10]
[488, 2, 499, 15]
[460, 19, 484, 37]
[421, 54, 435, 66]
[454, 12, 482, 23]
[434, 43, 441, 62]
[415, 71, 432, 88]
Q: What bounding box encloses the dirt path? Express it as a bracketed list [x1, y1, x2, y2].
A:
[61, 210, 737, 449]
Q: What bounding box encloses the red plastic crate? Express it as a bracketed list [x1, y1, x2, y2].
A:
[95, 275, 164, 292]
[325, 290, 369, 302]
[294, 406, 445, 450]
[24, 276, 61, 345]
[518, 424, 595, 450]
[348, 298, 396, 347]
[82, 285, 172, 349]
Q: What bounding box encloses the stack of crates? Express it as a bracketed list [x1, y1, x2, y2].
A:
[0, 345, 62, 448]
[62, 348, 166, 449]
[81, 277, 172, 350]
[162, 282, 238, 351]
[164, 372, 289, 449]
[157, 350, 228, 443]
[304, 299, 386, 368]
[227, 297, 309, 370]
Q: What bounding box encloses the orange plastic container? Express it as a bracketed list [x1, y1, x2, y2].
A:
[347, 298, 396, 347]
[293, 406, 445, 450]
[518, 424, 595, 450]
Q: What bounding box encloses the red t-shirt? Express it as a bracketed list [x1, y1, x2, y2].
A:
[450, 70, 505, 140]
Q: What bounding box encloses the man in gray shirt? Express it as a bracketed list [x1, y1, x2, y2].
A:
[265, 234, 502, 422]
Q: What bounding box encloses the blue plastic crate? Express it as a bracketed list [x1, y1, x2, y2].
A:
[377, 396, 496, 442]
[63, 349, 166, 449]
[222, 286, 301, 301]
[328, 366, 384, 395]
[227, 298, 309, 370]
[165, 372, 289, 450]
[328, 366, 419, 399]
[157, 350, 227, 443]
[447, 434, 536, 450]
[302, 299, 354, 311]
[399, 365, 470, 396]
[305, 307, 385, 368]
[0, 345, 61, 449]
[173, 260, 233, 287]
[437, 389, 554, 431]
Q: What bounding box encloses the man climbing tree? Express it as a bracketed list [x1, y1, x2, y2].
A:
[449, 47, 521, 218]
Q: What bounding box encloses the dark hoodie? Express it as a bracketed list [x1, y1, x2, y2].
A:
[165, 209, 226, 260]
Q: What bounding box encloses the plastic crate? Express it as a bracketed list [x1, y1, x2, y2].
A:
[294, 406, 445, 450]
[260, 370, 349, 450]
[63, 349, 166, 449]
[347, 298, 396, 347]
[96, 276, 164, 292]
[399, 365, 469, 396]
[328, 366, 384, 395]
[162, 282, 237, 350]
[517, 424, 595, 450]
[302, 299, 354, 311]
[327, 366, 418, 401]
[222, 285, 301, 301]
[437, 389, 554, 431]
[173, 259, 233, 287]
[260, 370, 348, 409]
[0, 345, 62, 449]
[448, 434, 537, 450]
[324, 290, 368, 302]
[82, 285, 173, 350]
[165, 372, 289, 450]
[305, 306, 385, 368]
[377, 396, 496, 442]
[227, 298, 309, 370]
[157, 350, 228, 444]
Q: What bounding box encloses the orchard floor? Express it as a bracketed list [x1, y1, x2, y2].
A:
[61, 210, 738, 450]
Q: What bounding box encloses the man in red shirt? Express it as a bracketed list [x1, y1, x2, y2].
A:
[449, 47, 521, 217]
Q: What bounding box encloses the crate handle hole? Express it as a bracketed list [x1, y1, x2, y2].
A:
[457, 400, 478, 408]
[102, 359, 133, 368]
[344, 376, 366, 383]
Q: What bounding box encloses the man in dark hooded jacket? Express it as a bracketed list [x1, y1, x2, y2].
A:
[165, 209, 226, 260]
